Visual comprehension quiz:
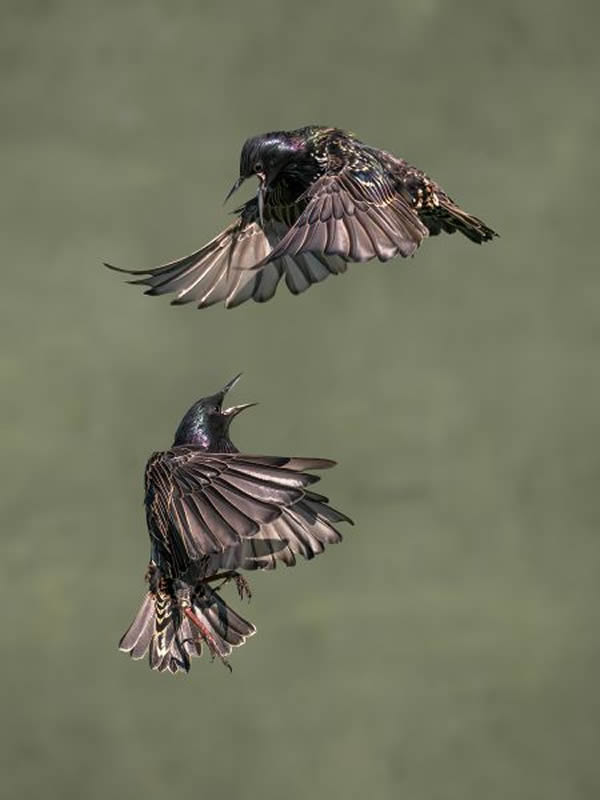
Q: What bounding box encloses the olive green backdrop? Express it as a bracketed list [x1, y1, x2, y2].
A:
[2, 1, 599, 798]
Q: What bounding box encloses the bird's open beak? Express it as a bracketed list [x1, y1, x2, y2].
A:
[224, 177, 245, 205]
[218, 373, 258, 418]
[224, 174, 266, 227]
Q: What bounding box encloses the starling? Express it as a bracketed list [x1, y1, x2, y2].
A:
[106, 125, 498, 309]
[119, 373, 352, 674]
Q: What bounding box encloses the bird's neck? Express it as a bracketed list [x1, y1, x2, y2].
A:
[290, 154, 322, 186]
[172, 416, 238, 453]
[206, 437, 238, 453]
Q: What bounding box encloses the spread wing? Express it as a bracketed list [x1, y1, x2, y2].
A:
[199, 487, 353, 575]
[256, 167, 429, 266]
[144, 449, 344, 575]
[105, 200, 348, 309]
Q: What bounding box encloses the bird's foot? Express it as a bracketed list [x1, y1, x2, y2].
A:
[206, 570, 252, 602]
[182, 605, 231, 672]
[231, 572, 252, 602]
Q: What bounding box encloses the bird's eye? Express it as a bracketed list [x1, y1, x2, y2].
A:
[255, 161, 264, 173]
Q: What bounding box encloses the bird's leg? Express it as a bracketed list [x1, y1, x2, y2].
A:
[182, 606, 230, 671]
[174, 580, 231, 671]
[204, 571, 252, 601]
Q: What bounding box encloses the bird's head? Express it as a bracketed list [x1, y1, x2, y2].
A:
[172, 373, 257, 452]
[225, 131, 305, 223]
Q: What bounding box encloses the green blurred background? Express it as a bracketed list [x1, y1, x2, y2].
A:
[3, 1, 599, 797]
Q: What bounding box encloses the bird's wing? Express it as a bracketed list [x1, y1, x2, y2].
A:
[199, 486, 354, 574]
[255, 166, 429, 266]
[144, 449, 337, 574]
[105, 202, 348, 309]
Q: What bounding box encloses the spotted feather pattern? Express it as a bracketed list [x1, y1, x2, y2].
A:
[106, 125, 497, 309]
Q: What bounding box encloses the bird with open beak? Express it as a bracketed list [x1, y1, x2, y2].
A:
[119, 374, 353, 674]
[223, 132, 304, 227]
[106, 125, 497, 310]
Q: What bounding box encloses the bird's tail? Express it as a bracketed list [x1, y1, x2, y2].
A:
[119, 581, 255, 674]
[431, 197, 498, 244]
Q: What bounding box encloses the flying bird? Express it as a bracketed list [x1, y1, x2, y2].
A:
[120, 374, 352, 674]
[106, 125, 498, 309]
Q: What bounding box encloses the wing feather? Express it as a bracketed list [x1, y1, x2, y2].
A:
[106, 199, 349, 309]
[199, 482, 353, 575]
[258, 170, 428, 266]
[144, 450, 339, 569]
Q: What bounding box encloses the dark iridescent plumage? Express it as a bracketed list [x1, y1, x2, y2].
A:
[119, 374, 352, 674]
[106, 125, 498, 309]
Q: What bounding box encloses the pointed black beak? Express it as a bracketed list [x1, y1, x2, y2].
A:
[224, 176, 245, 205]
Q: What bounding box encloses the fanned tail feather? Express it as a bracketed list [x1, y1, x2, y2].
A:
[119, 583, 255, 674]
